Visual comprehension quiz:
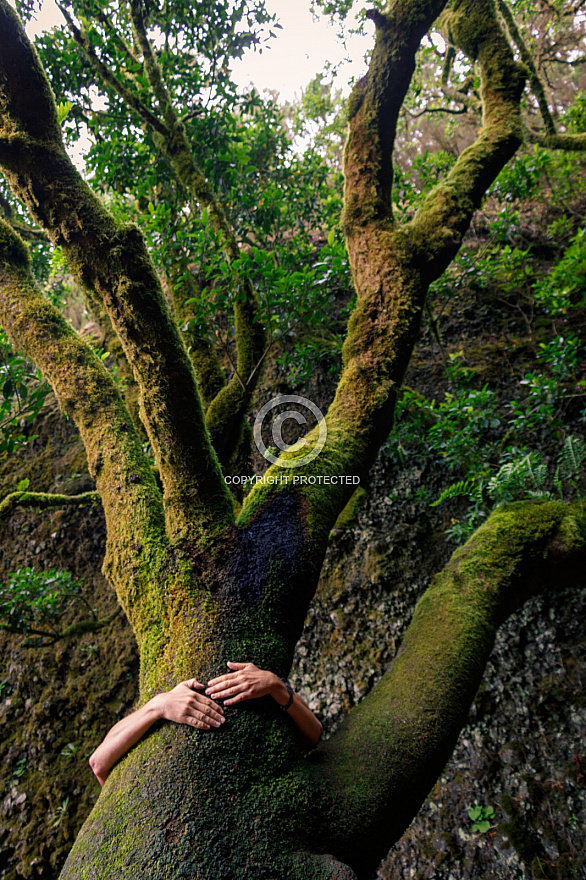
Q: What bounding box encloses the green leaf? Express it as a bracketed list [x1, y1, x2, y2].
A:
[57, 100, 73, 125]
[327, 229, 335, 247]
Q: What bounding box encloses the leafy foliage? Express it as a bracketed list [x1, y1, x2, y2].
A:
[0, 567, 85, 643]
[468, 804, 496, 834]
[0, 329, 49, 455]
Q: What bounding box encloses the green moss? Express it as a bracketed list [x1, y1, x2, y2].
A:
[333, 487, 367, 530]
[0, 218, 31, 269]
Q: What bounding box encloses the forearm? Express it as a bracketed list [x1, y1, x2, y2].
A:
[89, 696, 163, 786]
[271, 679, 323, 747]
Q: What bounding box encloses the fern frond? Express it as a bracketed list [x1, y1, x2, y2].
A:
[487, 452, 546, 503]
[557, 435, 586, 483]
[431, 478, 478, 507]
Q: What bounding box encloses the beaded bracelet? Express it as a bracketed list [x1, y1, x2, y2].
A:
[278, 677, 294, 711]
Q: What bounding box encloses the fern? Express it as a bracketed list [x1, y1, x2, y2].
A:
[430, 477, 481, 507]
[554, 435, 586, 498]
[556, 435, 586, 487]
[487, 453, 548, 505]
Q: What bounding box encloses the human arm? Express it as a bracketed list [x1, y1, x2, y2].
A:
[88, 679, 225, 786]
[206, 662, 323, 748]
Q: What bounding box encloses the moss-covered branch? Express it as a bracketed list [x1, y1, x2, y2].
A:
[440, 84, 481, 112]
[128, 0, 266, 466]
[530, 131, 586, 151]
[0, 219, 166, 641]
[240, 0, 524, 555]
[3, 608, 121, 646]
[497, 0, 556, 136]
[0, 489, 100, 520]
[163, 270, 226, 409]
[316, 499, 586, 877]
[0, 0, 233, 542]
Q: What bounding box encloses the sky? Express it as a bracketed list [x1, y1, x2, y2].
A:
[19, 0, 374, 102]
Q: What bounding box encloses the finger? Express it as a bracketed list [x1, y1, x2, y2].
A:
[192, 701, 225, 723]
[184, 679, 205, 690]
[187, 709, 224, 728]
[206, 672, 236, 687]
[186, 716, 212, 730]
[223, 693, 248, 706]
[206, 683, 246, 700]
[192, 694, 224, 714]
[205, 676, 240, 694]
[227, 661, 247, 670]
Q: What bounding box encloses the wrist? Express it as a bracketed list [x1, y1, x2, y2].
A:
[272, 677, 294, 710]
[145, 693, 167, 721]
[270, 675, 289, 707]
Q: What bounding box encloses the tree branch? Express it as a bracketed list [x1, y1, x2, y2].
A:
[0, 218, 166, 641]
[128, 0, 266, 467]
[440, 85, 481, 112]
[0, 192, 49, 243]
[530, 131, 586, 151]
[3, 608, 121, 647]
[163, 270, 226, 409]
[55, 1, 170, 138]
[316, 499, 586, 876]
[0, 489, 100, 520]
[0, 0, 234, 543]
[496, 0, 556, 136]
[239, 0, 524, 554]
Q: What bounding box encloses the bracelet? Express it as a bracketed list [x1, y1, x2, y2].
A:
[278, 677, 294, 711]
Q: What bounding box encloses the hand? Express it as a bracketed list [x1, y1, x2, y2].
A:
[206, 662, 280, 707]
[156, 679, 225, 729]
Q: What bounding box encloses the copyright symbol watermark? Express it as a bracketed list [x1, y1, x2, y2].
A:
[253, 395, 327, 468]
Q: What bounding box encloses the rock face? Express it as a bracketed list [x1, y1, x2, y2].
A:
[380, 588, 586, 880]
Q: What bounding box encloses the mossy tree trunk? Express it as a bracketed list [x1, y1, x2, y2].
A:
[0, 0, 584, 878]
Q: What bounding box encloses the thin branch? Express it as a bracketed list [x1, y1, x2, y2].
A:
[0, 489, 100, 520]
[56, 1, 169, 138]
[409, 104, 468, 117]
[441, 45, 456, 85]
[3, 608, 121, 647]
[497, 0, 556, 137]
[208, 322, 246, 392]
